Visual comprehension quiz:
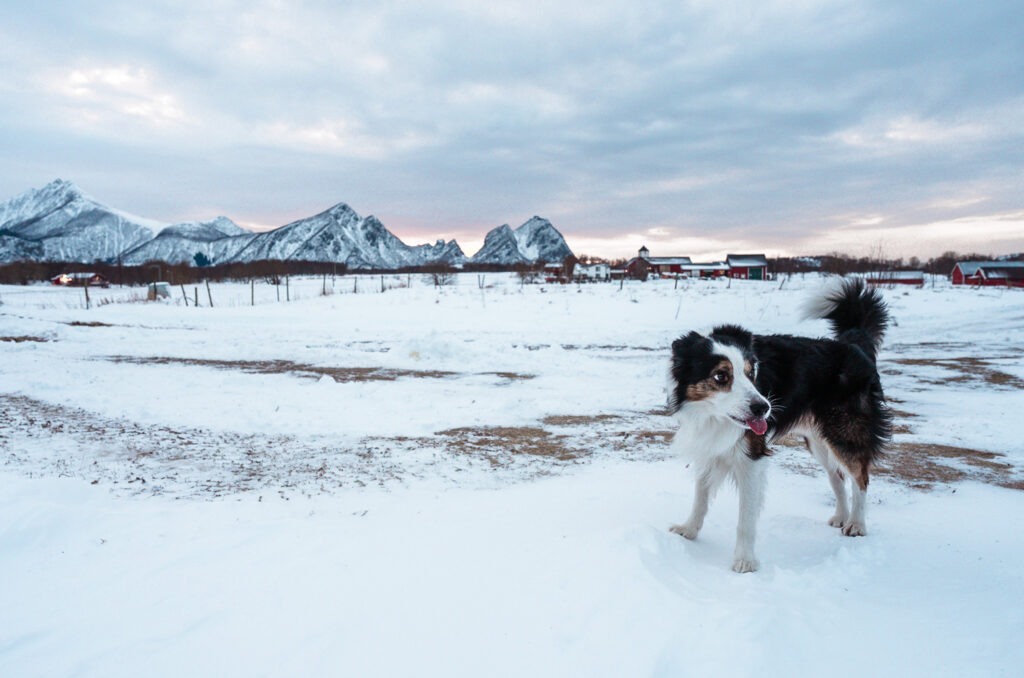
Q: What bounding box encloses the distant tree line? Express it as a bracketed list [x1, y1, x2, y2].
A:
[2, 250, 1020, 286]
[0, 259, 353, 286]
[768, 251, 1023, 276]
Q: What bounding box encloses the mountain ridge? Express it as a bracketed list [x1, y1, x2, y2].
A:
[0, 180, 573, 268]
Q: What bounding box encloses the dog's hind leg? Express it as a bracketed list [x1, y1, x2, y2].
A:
[806, 435, 849, 528]
[670, 463, 726, 540]
[731, 456, 766, 573]
[841, 460, 869, 537]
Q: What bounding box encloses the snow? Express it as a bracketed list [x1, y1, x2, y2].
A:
[1, 274, 1022, 676]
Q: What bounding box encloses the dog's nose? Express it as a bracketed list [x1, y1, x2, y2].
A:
[749, 399, 769, 418]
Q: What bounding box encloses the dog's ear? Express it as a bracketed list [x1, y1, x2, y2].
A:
[711, 324, 753, 351]
[672, 331, 705, 355]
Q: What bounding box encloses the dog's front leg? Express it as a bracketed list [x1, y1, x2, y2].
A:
[731, 457, 766, 573]
[670, 465, 725, 540]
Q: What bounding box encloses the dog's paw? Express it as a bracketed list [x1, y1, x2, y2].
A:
[841, 521, 867, 537]
[828, 513, 848, 528]
[669, 523, 699, 540]
[732, 557, 759, 573]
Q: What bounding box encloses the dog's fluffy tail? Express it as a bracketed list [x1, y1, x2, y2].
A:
[802, 277, 889, 360]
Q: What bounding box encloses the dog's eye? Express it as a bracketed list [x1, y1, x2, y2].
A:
[713, 371, 729, 384]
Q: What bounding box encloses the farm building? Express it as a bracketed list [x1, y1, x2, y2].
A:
[952, 261, 1024, 287]
[678, 262, 729, 278]
[50, 272, 110, 287]
[575, 262, 611, 281]
[624, 246, 692, 277]
[625, 247, 769, 280]
[861, 271, 925, 286]
[726, 254, 768, 280]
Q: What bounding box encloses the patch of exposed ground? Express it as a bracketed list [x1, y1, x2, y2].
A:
[776, 434, 1023, 491]
[66, 320, 113, 327]
[104, 355, 534, 384]
[516, 343, 660, 352]
[877, 441, 1022, 491]
[0, 395, 671, 498]
[542, 414, 623, 427]
[0, 336, 48, 343]
[885, 356, 1024, 390]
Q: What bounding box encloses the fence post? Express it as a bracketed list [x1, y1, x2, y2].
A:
[206, 280, 214, 307]
[194, 287, 199, 307]
[181, 284, 189, 306]
[381, 274, 385, 293]
[251, 279, 255, 306]
[286, 276, 290, 301]
[84, 280, 90, 310]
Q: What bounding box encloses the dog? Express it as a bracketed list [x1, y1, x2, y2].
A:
[667, 277, 892, 572]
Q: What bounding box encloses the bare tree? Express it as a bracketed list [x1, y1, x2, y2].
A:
[422, 263, 456, 287]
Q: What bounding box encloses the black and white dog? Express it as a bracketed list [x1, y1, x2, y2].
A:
[667, 278, 892, 573]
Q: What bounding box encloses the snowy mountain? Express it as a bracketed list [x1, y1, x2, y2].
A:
[120, 217, 255, 266]
[471, 224, 525, 264]
[0, 180, 567, 268]
[230, 202, 465, 269]
[471, 217, 573, 264]
[0, 179, 166, 263]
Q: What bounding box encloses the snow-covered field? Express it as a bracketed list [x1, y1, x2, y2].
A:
[2, 274, 1022, 677]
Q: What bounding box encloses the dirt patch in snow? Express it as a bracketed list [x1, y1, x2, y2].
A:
[888, 356, 1024, 390]
[66, 320, 113, 327]
[877, 441, 1021, 490]
[436, 426, 585, 463]
[104, 355, 534, 384]
[0, 395, 670, 497]
[0, 335, 48, 343]
[542, 414, 624, 427]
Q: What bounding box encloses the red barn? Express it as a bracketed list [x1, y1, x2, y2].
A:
[952, 261, 1024, 286]
[726, 254, 768, 280]
[624, 246, 692, 277]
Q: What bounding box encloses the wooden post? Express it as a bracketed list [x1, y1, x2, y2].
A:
[84, 280, 90, 310]
[206, 280, 214, 307]
[276, 283, 280, 302]
[251, 279, 255, 306]
[181, 284, 189, 306]
[322, 273, 327, 296]
[286, 276, 290, 301]
[381, 274, 385, 293]
[353, 276, 358, 293]
[194, 287, 199, 307]
[674, 275, 678, 290]
[619, 276, 624, 290]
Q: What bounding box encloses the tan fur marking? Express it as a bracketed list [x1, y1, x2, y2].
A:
[685, 359, 733, 400]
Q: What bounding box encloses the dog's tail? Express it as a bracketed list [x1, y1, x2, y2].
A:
[802, 277, 889, 360]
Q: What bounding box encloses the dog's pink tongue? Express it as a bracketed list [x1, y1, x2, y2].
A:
[747, 418, 768, 436]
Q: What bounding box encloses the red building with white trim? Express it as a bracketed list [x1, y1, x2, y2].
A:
[726, 254, 768, 280]
[952, 261, 1024, 287]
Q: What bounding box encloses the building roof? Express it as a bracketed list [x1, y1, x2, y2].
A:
[978, 265, 1024, 280]
[726, 253, 768, 267]
[679, 262, 728, 271]
[956, 260, 1024, 276]
[648, 257, 693, 265]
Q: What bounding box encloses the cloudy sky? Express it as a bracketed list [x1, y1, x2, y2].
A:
[1, 0, 1021, 259]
